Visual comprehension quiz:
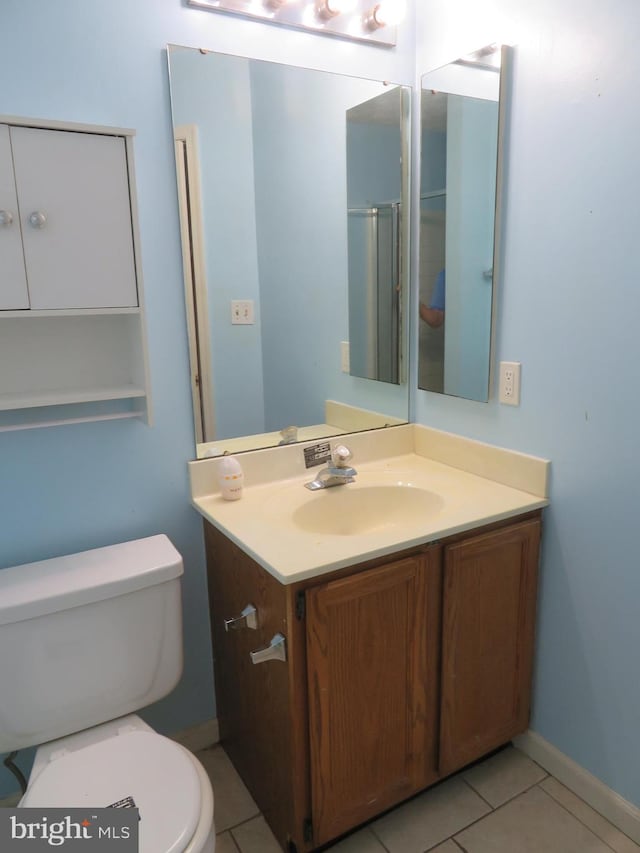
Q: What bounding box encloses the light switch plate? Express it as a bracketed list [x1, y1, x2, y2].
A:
[231, 300, 254, 325]
[341, 341, 350, 373]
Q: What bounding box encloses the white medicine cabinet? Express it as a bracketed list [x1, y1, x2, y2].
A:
[0, 117, 151, 430]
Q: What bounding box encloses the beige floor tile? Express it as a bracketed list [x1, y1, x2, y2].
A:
[326, 826, 389, 852]
[196, 746, 259, 832]
[371, 776, 491, 853]
[231, 815, 282, 853]
[455, 785, 612, 852]
[462, 746, 547, 807]
[427, 841, 463, 852]
[215, 831, 240, 853]
[540, 777, 640, 853]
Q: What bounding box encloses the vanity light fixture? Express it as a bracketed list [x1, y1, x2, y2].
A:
[186, 0, 403, 46]
[315, 0, 357, 19]
[264, 0, 296, 9]
[363, 0, 406, 30]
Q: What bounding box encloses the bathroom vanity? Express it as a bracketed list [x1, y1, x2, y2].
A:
[190, 425, 549, 852]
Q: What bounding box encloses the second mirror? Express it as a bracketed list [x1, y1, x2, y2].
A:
[418, 44, 511, 402]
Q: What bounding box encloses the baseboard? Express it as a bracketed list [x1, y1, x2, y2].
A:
[171, 717, 219, 754]
[514, 730, 640, 844]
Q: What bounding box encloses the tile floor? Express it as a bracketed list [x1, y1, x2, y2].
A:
[195, 744, 640, 853]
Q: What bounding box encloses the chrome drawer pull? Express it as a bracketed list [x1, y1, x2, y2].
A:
[224, 603, 258, 631]
[250, 633, 287, 664]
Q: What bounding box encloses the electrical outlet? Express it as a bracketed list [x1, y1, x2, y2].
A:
[231, 300, 255, 325]
[499, 361, 521, 406]
[341, 341, 350, 373]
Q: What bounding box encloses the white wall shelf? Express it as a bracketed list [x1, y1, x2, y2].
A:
[0, 386, 146, 412]
[0, 307, 142, 319]
[0, 116, 152, 429]
[0, 399, 145, 432]
[0, 412, 141, 433]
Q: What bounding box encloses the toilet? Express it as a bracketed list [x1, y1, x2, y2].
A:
[0, 535, 215, 853]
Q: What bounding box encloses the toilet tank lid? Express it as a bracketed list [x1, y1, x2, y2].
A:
[0, 535, 183, 626]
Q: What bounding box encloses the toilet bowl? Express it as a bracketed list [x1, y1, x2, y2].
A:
[19, 715, 216, 853]
[0, 535, 216, 853]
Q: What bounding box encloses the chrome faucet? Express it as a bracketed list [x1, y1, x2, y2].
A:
[305, 445, 357, 490]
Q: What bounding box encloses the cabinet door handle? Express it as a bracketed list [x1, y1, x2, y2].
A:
[224, 603, 258, 631]
[250, 633, 287, 664]
[0, 210, 14, 227]
[28, 211, 47, 229]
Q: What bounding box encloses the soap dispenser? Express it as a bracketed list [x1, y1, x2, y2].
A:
[218, 455, 244, 501]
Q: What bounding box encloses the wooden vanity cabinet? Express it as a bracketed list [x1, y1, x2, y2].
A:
[204, 511, 541, 853]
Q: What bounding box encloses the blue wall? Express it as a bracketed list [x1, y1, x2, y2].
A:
[0, 0, 414, 797]
[415, 0, 640, 808]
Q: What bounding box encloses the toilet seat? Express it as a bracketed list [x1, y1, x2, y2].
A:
[21, 731, 202, 853]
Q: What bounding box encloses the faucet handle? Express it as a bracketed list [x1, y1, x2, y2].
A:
[332, 444, 353, 467]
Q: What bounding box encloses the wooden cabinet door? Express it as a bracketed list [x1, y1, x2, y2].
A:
[0, 125, 29, 309]
[10, 126, 137, 310]
[440, 518, 541, 775]
[306, 551, 441, 846]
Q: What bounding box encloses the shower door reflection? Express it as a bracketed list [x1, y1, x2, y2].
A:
[347, 204, 400, 384]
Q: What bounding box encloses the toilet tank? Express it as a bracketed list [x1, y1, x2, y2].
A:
[0, 535, 184, 752]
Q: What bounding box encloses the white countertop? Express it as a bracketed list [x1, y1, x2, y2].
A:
[190, 425, 550, 585]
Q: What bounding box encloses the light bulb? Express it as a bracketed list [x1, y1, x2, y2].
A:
[316, 0, 356, 18]
[364, 0, 406, 29]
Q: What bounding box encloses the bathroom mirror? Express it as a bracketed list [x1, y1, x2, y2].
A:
[418, 44, 511, 401]
[167, 46, 410, 459]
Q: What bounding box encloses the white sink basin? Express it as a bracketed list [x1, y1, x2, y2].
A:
[291, 485, 444, 536]
[192, 445, 549, 582]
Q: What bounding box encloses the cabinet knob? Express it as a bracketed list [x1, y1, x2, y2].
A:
[250, 633, 287, 664]
[0, 210, 14, 227]
[28, 211, 47, 229]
